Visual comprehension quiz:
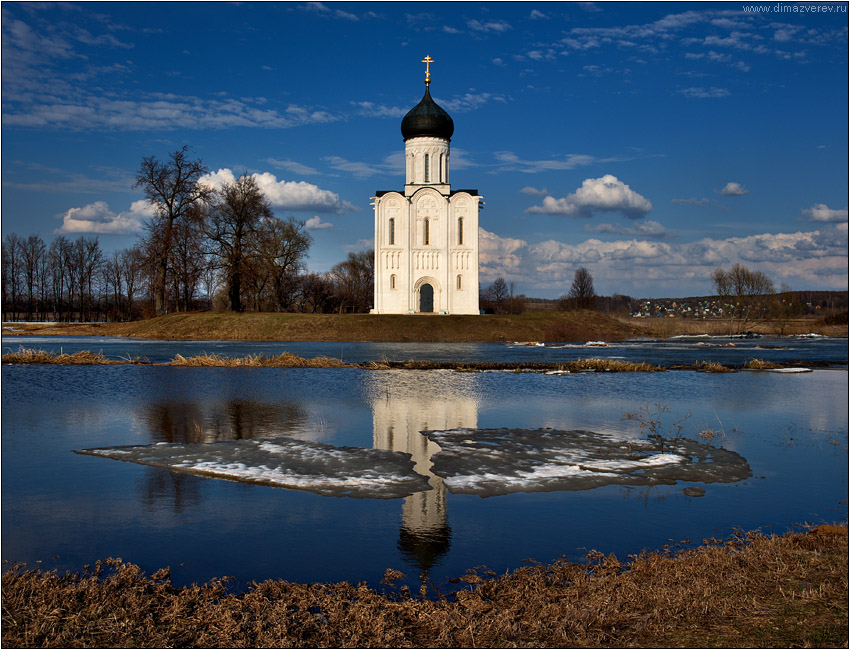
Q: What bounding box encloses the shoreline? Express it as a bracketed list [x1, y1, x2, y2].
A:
[3, 524, 846, 648]
[1, 348, 839, 372]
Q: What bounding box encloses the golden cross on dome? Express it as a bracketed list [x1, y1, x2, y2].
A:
[422, 55, 434, 84]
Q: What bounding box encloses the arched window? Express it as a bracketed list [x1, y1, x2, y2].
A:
[424, 218, 430, 245]
[458, 218, 464, 245]
[424, 154, 430, 182]
[388, 218, 395, 245]
[457, 274, 463, 290]
[390, 274, 396, 290]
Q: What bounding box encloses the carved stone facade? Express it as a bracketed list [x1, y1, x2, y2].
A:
[372, 77, 481, 315]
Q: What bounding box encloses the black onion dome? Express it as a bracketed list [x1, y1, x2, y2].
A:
[401, 85, 454, 141]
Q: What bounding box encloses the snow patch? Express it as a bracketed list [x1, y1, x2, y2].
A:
[75, 438, 431, 499]
[422, 428, 752, 497]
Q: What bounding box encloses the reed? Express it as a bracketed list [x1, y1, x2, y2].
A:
[1, 348, 123, 365]
[3, 525, 845, 648]
[168, 352, 351, 368]
[744, 358, 783, 370]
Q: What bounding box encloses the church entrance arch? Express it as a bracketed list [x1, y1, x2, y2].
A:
[420, 283, 434, 313]
[414, 276, 440, 313]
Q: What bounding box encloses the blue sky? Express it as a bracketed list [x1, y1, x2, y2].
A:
[2, 1, 847, 298]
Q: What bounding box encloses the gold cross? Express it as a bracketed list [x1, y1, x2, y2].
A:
[422, 55, 434, 83]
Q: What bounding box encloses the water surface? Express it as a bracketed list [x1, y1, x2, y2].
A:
[2, 338, 847, 592]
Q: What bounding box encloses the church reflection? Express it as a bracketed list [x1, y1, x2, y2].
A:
[367, 371, 480, 579]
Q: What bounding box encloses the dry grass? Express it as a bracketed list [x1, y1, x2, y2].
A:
[2, 525, 846, 648]
[560, 358, 660, 373]
[0, 348, 125, 365]
[697, 361, 735, 373]
[169, 352, 351, 368]
[0, 350, 828, 374]
[745, 358, 784, 370]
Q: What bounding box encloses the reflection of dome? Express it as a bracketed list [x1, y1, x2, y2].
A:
[397, 524, 452, 574]
[401, 84, 454, 141]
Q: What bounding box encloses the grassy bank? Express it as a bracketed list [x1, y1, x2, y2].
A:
[4, 311, 845, 343]
[2, 525, 846, 648]
[5, 311, 642, 342]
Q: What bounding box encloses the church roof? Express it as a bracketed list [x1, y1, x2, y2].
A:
[400, 84, 454, 142]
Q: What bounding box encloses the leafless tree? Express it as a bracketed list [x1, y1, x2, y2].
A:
[3, 233, 23, 320]
[204, 174, 273, 312]
[135, 146, 211, 314]
[330, 250, 374, 313]
[562, 267, 597, 310]
[256, 217, 312, 311]
[711, 263, 775, 335]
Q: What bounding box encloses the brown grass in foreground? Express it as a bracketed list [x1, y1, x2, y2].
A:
[2, 526, 846, 648]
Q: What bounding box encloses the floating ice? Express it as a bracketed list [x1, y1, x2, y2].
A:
[75, 439, 432, 499]
[768, 367, 813, 373]
[422, 428, 752, 497]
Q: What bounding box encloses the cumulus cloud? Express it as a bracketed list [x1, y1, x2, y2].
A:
[717, 182, 749, 196]
[56, 199, 154, 234]
[305, 216, 333, 230]
[476, 224, 846, 296]
[803, 203, 848, 223]
[526, 175, 652, 219]
[199, 168, 356, 213]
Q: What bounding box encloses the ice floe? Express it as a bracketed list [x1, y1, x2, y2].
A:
[422, 428, 752, 497]
[75, 439, 432, 499]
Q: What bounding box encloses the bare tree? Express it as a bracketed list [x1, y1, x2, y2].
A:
[331, 250, 374, 313]
[135, 146, 211, 314]
[711, 263, 775, 335]
[3, 233, 23, 320]
[257, 217, 312, 311]
[204, 174, 273, 312]
[561, 267, 597, 310]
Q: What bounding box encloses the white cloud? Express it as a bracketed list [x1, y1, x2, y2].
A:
[56, 199, 154, 234]
[520, 186, 549, 196]
[585, 219, 675, 240]
[529, 9, 548, 19]
[717, 181, 749, 196]
[476, 224, 848, 295]
[305, 216, 333, 230]
[526, 174, 652, 219]
[803, 203, 848, 223]
[678, 86, 731, 98]
[467, 19, 512, 33]
[199, 168, 356, 213]
[265, 158, 320, 176]
[672, 197, 709, 205]
[493, 151, 596, 173]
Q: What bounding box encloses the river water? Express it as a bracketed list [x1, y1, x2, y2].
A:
[2, 335, 847, 592]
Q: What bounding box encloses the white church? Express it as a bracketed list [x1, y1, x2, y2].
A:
[371, 56, 482, 315]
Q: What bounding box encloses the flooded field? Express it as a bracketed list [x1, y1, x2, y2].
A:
[2, 336, 847, 592]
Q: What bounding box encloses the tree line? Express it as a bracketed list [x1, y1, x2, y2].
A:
[2, 147, 374, 322]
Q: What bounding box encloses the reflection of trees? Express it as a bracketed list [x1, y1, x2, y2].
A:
[136, 397, 308, 513]
[367, 371, 480, 578]
[138, 399, 308, 443]
[140, 466, 202, 515]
